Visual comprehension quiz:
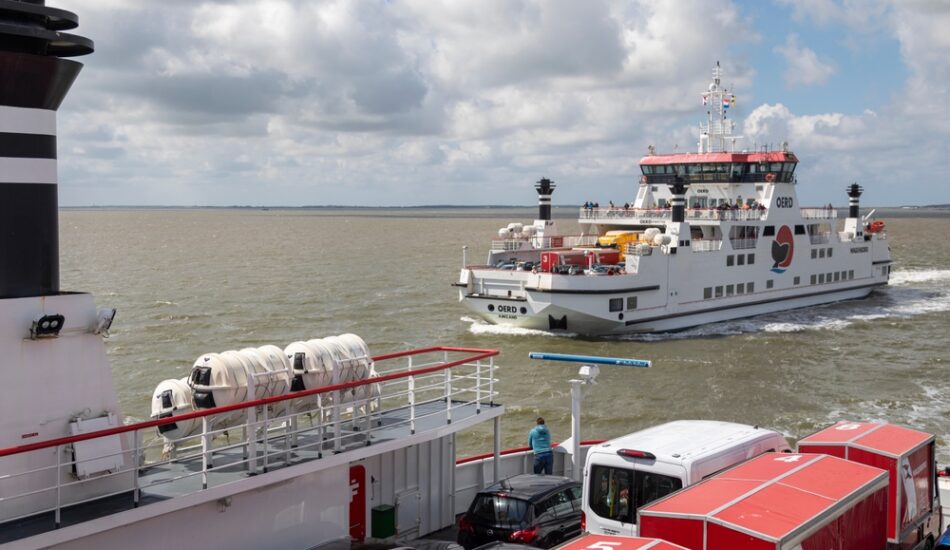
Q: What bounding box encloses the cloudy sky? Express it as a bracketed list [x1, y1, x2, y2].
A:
[54, 0, 950, 207]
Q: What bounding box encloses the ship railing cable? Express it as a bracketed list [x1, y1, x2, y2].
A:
[0, 346, 498, 529]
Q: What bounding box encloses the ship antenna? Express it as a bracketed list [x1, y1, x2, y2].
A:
[699, 62, 743, 153]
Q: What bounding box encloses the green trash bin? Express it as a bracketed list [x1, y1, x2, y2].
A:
[371, 504, 395, 538]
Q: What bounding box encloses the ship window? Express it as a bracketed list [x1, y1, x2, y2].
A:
[748, 254, 755, 265]
[770, 163, 783, 172]
[704, 287, 712, 299]
[793, 276, 800, 285]
[819, 274, 825, 284]
[737, 283, 745, 294]
[627, 297, 638, 310]
[657, 198, 668, 208]
[747, 282, 755, 293]
[811, 274, 817, 285]
[795, 225, 805, 235]
[715, 286, 723, 298]
[819, 248, 826, 258]
[849, 270, 854, 279]
[841, 270, 847, 280]
[827, 248, 833, 258]
[651, 186, 658, 192]
[766, 279, 774, 289]
[834, 272, 840, 282]
[811, 249, 817, 259]
[763, 226, 775, 237]
[755, 185, 763, 192]
[727, 255, 734, 266]
[726, 284, 734, 296]
[784, 162, 796, 173]
[737, 254, 745, 266]
[609, 298, 623, 312]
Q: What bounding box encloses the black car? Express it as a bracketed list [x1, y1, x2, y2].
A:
[457, 474, 582, 550]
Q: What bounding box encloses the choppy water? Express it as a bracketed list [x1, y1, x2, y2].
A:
[59, 208, 950, 461]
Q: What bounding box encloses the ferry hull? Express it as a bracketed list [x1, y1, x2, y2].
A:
[461, 282, 885, 335]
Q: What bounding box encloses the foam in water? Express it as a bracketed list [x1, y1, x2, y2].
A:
[462, 316, 575, 338]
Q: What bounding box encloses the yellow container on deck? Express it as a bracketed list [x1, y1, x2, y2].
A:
[597, 230, 639, 248]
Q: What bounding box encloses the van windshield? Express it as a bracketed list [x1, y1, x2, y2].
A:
[588, 465, 683, 524]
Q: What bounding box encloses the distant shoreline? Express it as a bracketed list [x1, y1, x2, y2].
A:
[60, 204, 950, 210]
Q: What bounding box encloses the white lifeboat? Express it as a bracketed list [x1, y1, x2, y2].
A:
[150, 377, 200, 441]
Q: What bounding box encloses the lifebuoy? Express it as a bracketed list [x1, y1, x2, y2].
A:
[639, 175, 648, 184]
[867, 220, 885, 233]
[765, 173, 777, 183]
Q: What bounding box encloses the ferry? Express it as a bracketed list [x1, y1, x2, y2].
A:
[457, 63, 891, 335]
[1, 4, 946, 549]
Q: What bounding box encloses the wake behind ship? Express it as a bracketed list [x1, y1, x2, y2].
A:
[457, 62, 891, 335]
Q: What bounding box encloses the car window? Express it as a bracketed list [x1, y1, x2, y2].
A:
[567, 486, 582, 511]
[470, 494, 530, 528]
[549, 490, 573, 517]
[636, 471, 682, 509]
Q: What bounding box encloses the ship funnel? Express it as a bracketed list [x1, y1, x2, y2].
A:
[668, 179, 688, 223]
[846, 182, 863, 219]
[535, 177, 556, 221]
[0, 0, 93, 298]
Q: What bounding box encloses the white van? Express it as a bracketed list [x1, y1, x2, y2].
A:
[581, 420, 790, 536]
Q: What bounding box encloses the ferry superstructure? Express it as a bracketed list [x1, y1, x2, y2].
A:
[457, 63, 891, 335]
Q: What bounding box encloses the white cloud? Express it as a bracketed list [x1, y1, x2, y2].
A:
[774, 34, 836, 88]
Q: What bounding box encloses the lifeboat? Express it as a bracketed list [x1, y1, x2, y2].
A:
[866, 220, 886, 233]
[150, 377, 200, 441]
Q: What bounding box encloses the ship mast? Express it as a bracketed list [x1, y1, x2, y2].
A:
[698, 61, 742, 153]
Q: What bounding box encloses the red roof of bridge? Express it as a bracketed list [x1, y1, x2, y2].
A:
[639, 151, 796, 165]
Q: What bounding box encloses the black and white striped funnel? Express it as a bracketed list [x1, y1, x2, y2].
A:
[0, 0, 93, 298]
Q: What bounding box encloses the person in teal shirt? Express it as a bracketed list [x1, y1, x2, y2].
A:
[528, 417, 552, 475]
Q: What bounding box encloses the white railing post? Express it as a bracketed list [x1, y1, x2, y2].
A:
[445, 367, 452, 424]
[201, 416, 211, 490]
[55, 444, 62, 528]
[408, 355, 416, 435]
[133, 429, 141, 507]
[261, 403, 269, 473]
[316, 394, 324, 458]
[475, 359, 482, 414]
[489, 357, 495, 405]
[247, 373, 258, 475]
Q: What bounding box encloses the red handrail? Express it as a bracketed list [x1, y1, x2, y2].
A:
[455, 440, 607, 465]
[0, 346, 499, 458]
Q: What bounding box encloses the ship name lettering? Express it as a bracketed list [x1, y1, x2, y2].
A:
[775, 197, 794, 208]
[497, 305, 519, 314]
[850, 247, 869, 253]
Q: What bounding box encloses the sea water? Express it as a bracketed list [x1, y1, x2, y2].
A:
[59, 208, 950, 461]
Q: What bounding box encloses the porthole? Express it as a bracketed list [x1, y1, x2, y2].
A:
[487, 304, 495, 312]
[520, 307, 527, 314]
[618, 313, 624, 320]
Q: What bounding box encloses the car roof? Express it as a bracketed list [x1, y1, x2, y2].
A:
[593, 420, 780, 463]
[479, 474, 578, 502]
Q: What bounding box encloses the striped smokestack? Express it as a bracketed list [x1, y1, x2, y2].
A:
[846, 182, 862, 219]
[535, 177, 555, 221]
[0, 0, 92, 298]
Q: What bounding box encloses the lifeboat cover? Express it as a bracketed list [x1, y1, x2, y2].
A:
[638, 453, 888, 550]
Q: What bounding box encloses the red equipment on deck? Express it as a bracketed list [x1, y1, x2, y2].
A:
[556, 534, 688, 550]
[798, 421, 940, 547]
[638, 452, 888, 550]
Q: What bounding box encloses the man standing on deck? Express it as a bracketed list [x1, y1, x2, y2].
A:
[529, 417, 553, 475]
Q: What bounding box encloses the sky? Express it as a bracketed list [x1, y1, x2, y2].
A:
[53, 0, 950, 207]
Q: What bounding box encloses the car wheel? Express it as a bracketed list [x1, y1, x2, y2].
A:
[544, 531, 562, 549]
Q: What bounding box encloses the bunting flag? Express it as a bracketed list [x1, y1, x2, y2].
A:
[722, 97, 730, 109]
[731, 95, 736, 105]
[702, 96, 707, 106]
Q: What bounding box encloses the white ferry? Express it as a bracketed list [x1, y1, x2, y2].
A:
[457, 63, 891, 335]
[3, 6, 944, 549]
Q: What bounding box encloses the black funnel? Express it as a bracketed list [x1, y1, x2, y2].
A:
[0, 0, 93, 298]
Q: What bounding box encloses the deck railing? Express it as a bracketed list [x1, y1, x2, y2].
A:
[0, 346, 499, 529]
[490, 234, 598, 252]
[579, 207, 838, 222]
